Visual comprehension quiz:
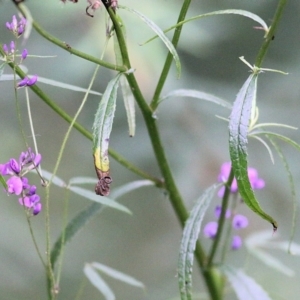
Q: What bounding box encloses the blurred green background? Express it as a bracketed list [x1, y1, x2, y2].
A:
[0, 0, 300, 299]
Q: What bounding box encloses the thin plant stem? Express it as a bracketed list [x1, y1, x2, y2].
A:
[44, 185, 56, 300]
[220, 193, 238, 264]
[150, 0, 192, 110]
[207, 168, 234, 268]
[255, 0, 288, 67]
[24, 88, 46, 267]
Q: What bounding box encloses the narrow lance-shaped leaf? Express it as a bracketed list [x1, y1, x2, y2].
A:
[113, 25, 136, 137]
[159, 89, 232, 109]
[143, 9, 269, 45]
[84, 264, 115, 300]
[178, 184, 220, 300]
[91, 262, 144, 288]
[120, 5, 181, 78]
[92, 73, 122, 196]
[220, 265, 271, 300]
[229, 74, 278, 230]
[0, 174, 7, 190]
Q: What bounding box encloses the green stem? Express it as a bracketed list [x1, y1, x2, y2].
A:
[107, 6, 221, 300]
[150, 0, 192, 110]
[207, 169, 234, 268]
[255, 0, 288, 67]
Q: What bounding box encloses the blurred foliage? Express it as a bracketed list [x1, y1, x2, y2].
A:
[0, 0, 300, 299]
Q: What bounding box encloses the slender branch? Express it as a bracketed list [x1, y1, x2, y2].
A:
[16, 3, 126, 72]
[207, 169, 234, 267]
[150, 0, 192, 110]
[255, 0, 288, 67]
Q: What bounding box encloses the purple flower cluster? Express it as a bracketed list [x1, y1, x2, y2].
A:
[5, 15, 26, 37]
[2, 15, 38, 88]
[0, 149, 42, 216]
[217, 162, 265, 198]
[203, 162, 265, 250]
[203, 214, 249, 250]
[17, 75, 38, 88]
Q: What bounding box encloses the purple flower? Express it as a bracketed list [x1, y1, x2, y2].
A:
[26, 75, 38, 86]
[217, 162, 265, 197]
[0, 163, 14, 176]
[17, 77, 29, 87]
[19, 148, 41, 169]
[7, 176, 23, 195]
[21, 48, 28, 60]
[215, 205, 231, 219]
[203, 221, 218, 239]
[33, 202, 42, 215]
[231, 235, 242, 250]
[19, 194, 42, 215]
[1, 149, 42, 216]
[17, 75, 38, 88]
[6, 15, 27, 37]
[2, 44, 8, 54]
[9, 158, 21, 174]
[232, 214, 249, 229]
[10, 41, 15, 53]
[248, 167, 265, 189]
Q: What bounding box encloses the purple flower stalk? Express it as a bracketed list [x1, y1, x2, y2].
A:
[0, 148, 42, 216]
[202, 162, 255, 251]
[217, 162, 265, 198]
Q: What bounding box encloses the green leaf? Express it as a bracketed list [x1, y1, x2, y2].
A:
[69, 186, 131, 214]
[84, 264, 115, 300]
[266, 136, 297, 250]
[0, 63, 5, 78]
[92, 73, 122, 196]
[0, 174, 7, 190]
[51, 202, 102, 267]
[245, 230, 295, 276]
[91, 262, 144, 288]
[229, 74, 277, 230]
[113, 17, 136, 137]
[110, 180, 154, 199]
[178, 184, 220, 300]
[143, 9, 269, 44]
[220, 265, 271, 300]
[0, 74, 102, 95]
[159, 89, 232, 109]
[120, 5, 181, 78]
[255, 131, 300, 152]
[69, 176, 97, 185]
[120, 76, 136, 137]
[38, 169, 66, 187]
